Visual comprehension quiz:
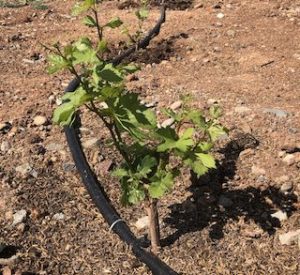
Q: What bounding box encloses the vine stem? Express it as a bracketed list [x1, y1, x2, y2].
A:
[92, 7, 103, 41]
[88, 101, 133, 170]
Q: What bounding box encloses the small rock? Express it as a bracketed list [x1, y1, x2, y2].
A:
[15, 163, 32, 176]
[218, 195, 233, 208]
[226, 30, 236, 37]
[53, 213, 65, 221]
[278, 151, 286, 158]
[262, 108, 289, 118]
[63, 162, 76, 172]
[12, 209, 27, 226]
[45, 142, 64, 152]
[234, 106, 251, 113]
[216, 13, 225, 19]
[207, 98, 218, 105]
[280, 182, 293, 193]
[2, 266, 12, 275]
[135, 216, 149, 230]
[1, 141, 11, 153]
[279, 229, 300, 245]
[56, 98, 63, 106]
[48, 95, 55, 104]
[271, 210, 288, 222]
[161, 118, 175, 128]
[251, 165, 266, 176]
[275, 175, 290, 184]
[99, 159, 114, 176]
[33, 115, 47, 126]
[194, 3, 204, 9]
[170, 100, 182, 111]
[0, 122, 12, 133]
[282, 154, 296, 166]
[82, 138, 100, 149]
[244, 228, 263, 238]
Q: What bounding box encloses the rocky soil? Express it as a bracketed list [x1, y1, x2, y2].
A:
[0, 0, 300, 274]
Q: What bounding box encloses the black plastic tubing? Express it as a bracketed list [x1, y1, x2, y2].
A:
[63, 6, 178, 275]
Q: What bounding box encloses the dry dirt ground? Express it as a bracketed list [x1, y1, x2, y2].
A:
[0, 0, 300, 274]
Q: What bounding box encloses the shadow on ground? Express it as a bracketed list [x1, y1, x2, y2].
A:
[162, 134, 298, 246]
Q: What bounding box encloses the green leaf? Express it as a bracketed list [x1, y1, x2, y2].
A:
[122, 64, 140, 74]
[53, 102, 75, 126]
[121, 179, 145, 205]
[99, 63, 123, 83]
[184, 157, 208, 177]
[135, 8, 149, 21]
[136, 155, 157, 178]
[196, 153, 216, 168]
[186, 110, 206, 129]
[72, 0, 96, 16]
[97, 40, 108, 53]
[83, 15, 97, 27]
[112, 168, 129, 178]
[148, 171, 176, 199]
[209, 105, 222, 119]
[208, 124, 227, 142]
[175, 128, 194, 152]
[196, 142, 213, 152]
[105, 17, 123, 28]
[47, 54, 69, 74]
[62, 88, 92, 107]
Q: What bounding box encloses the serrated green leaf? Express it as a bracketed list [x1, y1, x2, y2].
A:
[97, 40, 108, 53]
[61, 88, 92, 107]
[186, 110, 206, 129]
[83, 15, 97, 27]
[112, 168, 129, 178]
[47, 54, 69, 74]
[135, 8, 149, 21]
[72, 0, 96, 16]
[184, 157, 208, 177]
[196, 153, 216, 168]
[121, 179, 145, 205]
[208, 124, 227, 142]
[197, 142, 213, 152]
[99, 63, 123, 82]
[209, 105, 222, 119]
[148, 171, 176, 199]
[105, 17, 123, 28]
[122, 64, 140, 74]
[53, 102, 75, 126]
[137, 155, 157, 178]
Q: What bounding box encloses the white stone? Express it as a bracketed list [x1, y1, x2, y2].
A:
[1, 141, 11, 153]
[33, 115, 47, 126]
[15, 163, 32, 176]
[251, 165, 266, 176]
[170, 100, 182, 111]
[82, 138, 100, 149]
[280, 182, 293, 192]
[53, 213, 65, 221]
[207, 98, 218, 105]
[135, 216, 149, 230]
[216, 13, 225, 19]
[161, 118, 175, 128]
[234, 106, 251, 113]
[279, 230, 300, 245]
[271, 210, 288, 222]
[282, 154, 295, 166]
[12, 209, 27, 226]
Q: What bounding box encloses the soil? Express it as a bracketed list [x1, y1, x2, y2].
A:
[0, 0, 300, 274]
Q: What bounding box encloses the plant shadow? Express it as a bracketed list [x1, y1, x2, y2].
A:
[161, 133, 298, 246]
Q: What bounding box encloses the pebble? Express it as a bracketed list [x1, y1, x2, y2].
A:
[207, 98, 218, 105]
[279, 229, 300, 245]
[48, 95, 55, 104]
[251, 165, 266, 176]
[0, 122, 12, 133]
[218, 195, 233, 208]
[135, 216, 149, 230]
[282, 154, 296, 166]
[15, 163, 32, 176]
[280, 182, 293, 193]
[216, 13, 225, 19]
[62, 162, 76, 172]
[226, 30, 236, 37]
[45, 142, 64, 152]
[33, 115, 47, 126]
[170, 100, 182, 111]
[234, 106, 251, 113]
[53, 213, 65, 221]
[82, 138, 100, 149]
[262, 108, 289, 118]
[1, 141, 11, 153]
[271, 210, 288, 222]
[12, 209, 27, 226]
[161, 118, 175, 128]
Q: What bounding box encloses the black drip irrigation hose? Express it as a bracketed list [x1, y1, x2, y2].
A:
[63, 6, 178, 275]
